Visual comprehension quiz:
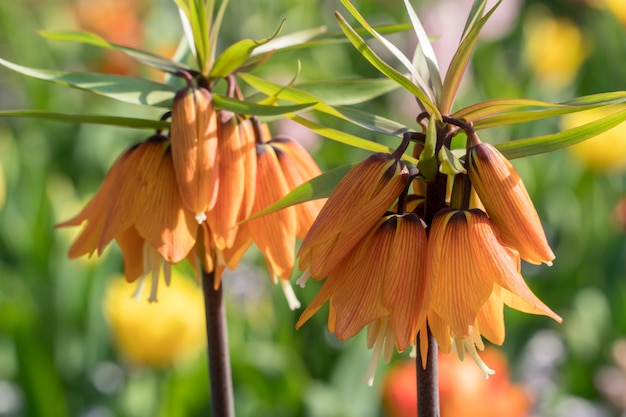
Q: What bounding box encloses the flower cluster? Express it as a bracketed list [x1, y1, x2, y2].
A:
[59, 79, 322, 307]
[296, 126, 562, 383]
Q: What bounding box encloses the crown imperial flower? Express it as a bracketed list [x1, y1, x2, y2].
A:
[298, 151, 412, 281]
[467, 141, 555, 265]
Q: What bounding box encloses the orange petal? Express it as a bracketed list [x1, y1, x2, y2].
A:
[247, 144, 297, 280]
[467, 210, 562, 323]
[272, 140, 325, 240]
[58, 143, 137, 257]
[468, 141, 555, 265]
[207, 112, 247, 250]
[237, 118, 257, 221]
[135, 148, 197, 263]
[170, 87, 218, 215]
[382, 213, 429, 351]
[429, 209, 494, 338]
[115, 227, 145, 282]
[475, 291, 505, 345]
[299, 153, 410, 278]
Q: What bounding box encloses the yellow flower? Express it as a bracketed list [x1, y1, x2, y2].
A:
[170, 86, 218, 220]
[467, 141, 555, 265]
[298, 152, 411, 281]
[427, 208, 561, 340]
[561, 106, 626, 172]
[524, 12, 589, 90]
[103, 271, 206, 368]
[58, 135, 198, 298]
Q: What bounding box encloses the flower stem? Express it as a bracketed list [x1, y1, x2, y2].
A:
[201, 269, 235, 417]
[416, 120, 451, 417]
[417, 328, 440, 417]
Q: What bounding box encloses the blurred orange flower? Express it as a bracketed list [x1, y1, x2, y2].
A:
[382, 348, 533, 417]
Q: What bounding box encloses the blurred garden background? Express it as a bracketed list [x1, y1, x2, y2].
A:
[0, 0, 625, 416]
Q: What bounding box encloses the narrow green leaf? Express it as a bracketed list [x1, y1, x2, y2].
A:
[0, 110, 169, 129]
[438, 145, 467, 175]
[461, 0, 487, 41]
[0, 57, 176, 107]
[440, 0, 501, 114]
[289, 114, 394, 154]
[335, 11, 440, 119]
[245, 163, 357, 220]
[295, 78, 399, 106]
[340, 0, 436, 105]
[453, 98, 559, 122]
[212, 95, 316, 115]
[251, 25, 328, 56]
[38, 30, 193, 75]
[208, 0, 229, 66]
[239, 72, 347, 119]
[332, 106, 409, 137]
[417, 115, 438, 179]
[209, 20, 285, 79]
[496, 108, 626, 159]
[403, 0, 442, 101]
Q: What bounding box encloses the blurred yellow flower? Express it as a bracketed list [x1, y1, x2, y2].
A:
[561, 106, 626, 171]
[524, 12, 590, 90]
[602, 0, 626, 25]
[103, 271, 206, 368]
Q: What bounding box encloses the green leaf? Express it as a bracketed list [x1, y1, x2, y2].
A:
[0, 57, 176, 107]
[438, 145, 467, 175]
[251, 25, 329, 56]
[332, 106, 409, 137]
[496, 108, 626, 159]
[209, 20, 285, 79]
[335, 11, 440, 119]
[245, 163, 357, 220]
[403, 0, 442, 102]
[208, 0, 229, 66]
[461, 0, 487, 41]
[294, 78, 399, 106]
[288, 114, 396, 155]
[38, 31, 193, 75]
[173, 0, 210, 73]
[453, 98, 559, 122]
[212, 95, 316, 116]
[340, 0, 436, 104]
[417, 115, 438, 180]
[0, 110, 169, 129]
[440, 0, 501, 114]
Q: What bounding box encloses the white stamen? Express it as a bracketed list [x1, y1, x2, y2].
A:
[195, 212, 207, 224]
[362, 322, 386, 387]
[463, 339, 495, 379]
[280, 279, 301, 310]
[132, 275, 147, 301]
[296, 269, 311, 288]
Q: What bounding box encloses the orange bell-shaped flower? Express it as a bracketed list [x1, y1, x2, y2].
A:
[169, 86, 218, 220]
[298, 152, 411, 280]
[427, 208, 561, 339]
[467, 141, 555, 265]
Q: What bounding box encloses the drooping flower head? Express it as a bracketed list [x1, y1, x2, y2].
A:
[298, 145, 412, 281]
[467, 138, 555, 265]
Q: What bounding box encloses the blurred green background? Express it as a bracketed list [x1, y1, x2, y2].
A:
[1, 0, 625, 416]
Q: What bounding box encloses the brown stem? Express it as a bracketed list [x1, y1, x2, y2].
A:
[417, 328, 440, 417]
[416, 120, 451, 417]
[201, 270, 235, 417]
